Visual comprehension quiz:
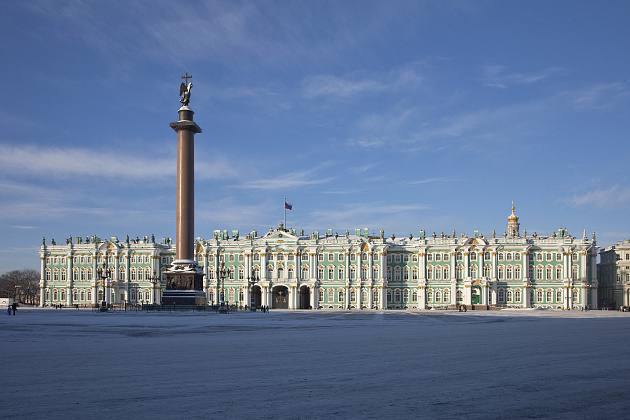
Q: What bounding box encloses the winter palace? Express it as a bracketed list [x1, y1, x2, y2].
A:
[38, 206, 601, 310]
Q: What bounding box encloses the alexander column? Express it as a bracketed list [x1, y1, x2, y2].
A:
[162, 73, 205, 306]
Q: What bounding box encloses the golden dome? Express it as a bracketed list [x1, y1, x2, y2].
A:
[508, 201, 519, 222]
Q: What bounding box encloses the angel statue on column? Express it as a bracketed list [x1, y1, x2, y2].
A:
[179, 79, 192, 106]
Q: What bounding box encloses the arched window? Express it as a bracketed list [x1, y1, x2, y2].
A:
[427, 266, 433, 280]
[470, 252, 477, 260]
[498, 266, 504, 280]
[46, 270, 51, 281]
[546, 290, 553, 302]
[53, 290, 58, 300]
[373, 267, 379, 280]
[319, 290, 324, 301]
[412, 291, 418, 302]
[73, 269, 78, 281]
[61, 270, 66, 281]
[87, 291, 91, 301]
[571, 265, 578, 279]
[443, 289, 450, 303]
[515, 266, 521, 279]
[537, 289, 543, 302]
[498, 289, 505, 303]
[53, 269, 59, 282]
[514, 289, 521, 302]
[536, 266, 543, 280]
[443, 267, 449, 279]
[338, 290, 344, 302]
[350, 289, 356, 302]
[456, 289, 463, 302]
[403, 289, 409, 302]
[403, 267, 409, 280]
[546, 266, 552, 280]
[435, 267, 441, 280]
[412, 268, 418, 280]
[328, 267, 334, 280]
[318, 267, 324, 280]
[239, 268, 244, 280]
[119, 267, 125, 281]
[506, 253, 512, 260]
[556, 290, 562, 302]
[302, 267, 308, 280]
[572, 289, 579, 303]
[61, 290, 66, 301]
[131, 268, 136, 281]
[81, 291, 85, 301]
[483, 264, 491, 277]
[327, 289, 334, 302]
[427, 290, 433, 302]
[556, 266, 562, 280]
[507, 290, 513, 302]
[435, 290, 442, 303]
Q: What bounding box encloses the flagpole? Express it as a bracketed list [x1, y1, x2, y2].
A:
[284, 196, 287, 228]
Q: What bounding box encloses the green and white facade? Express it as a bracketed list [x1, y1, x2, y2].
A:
[38, 207, 599, 310]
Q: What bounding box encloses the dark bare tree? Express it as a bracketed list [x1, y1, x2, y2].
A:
[0, 270, 40, 305]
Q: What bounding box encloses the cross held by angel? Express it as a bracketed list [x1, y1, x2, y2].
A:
[179, 72, 193, 106]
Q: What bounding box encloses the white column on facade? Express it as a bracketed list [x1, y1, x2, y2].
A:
[368, 287, 374, 309]
[288, 286, 295, 309]
[522, 251, 530, 308]
[91, 252, 98, 306]
[379, 286, 386, 310]
[39, 253, 46, 307]
[202, 253, 209, 304]
[310, 286, 316, 309]
[368, 251, 374, 285]
[214, 253, 220, 305]
[66, 251, 73, 305]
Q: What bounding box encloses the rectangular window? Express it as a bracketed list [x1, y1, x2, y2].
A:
[328, 253, 333, 261]
[318, 254, 323, 261]
[427, 254, 433, 261]
[435, 253, 441, 261]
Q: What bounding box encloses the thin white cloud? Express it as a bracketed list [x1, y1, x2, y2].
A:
[0, 144, 236, 180]
[565, 82, 630, 110]
[302, 65, 422, 98]
[236, 170, 334, 190]
[481, 65, 561, 89]
[308, 202, 429, 230]
[408, 177, 452, 185]
[569, 185, 630, 208]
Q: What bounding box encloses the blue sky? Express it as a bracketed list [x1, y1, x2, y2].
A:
[1, 0, 629, 272]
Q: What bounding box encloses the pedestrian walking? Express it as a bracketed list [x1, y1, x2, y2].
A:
[7, 305, 10, 316]
[11, 303, 17, 316]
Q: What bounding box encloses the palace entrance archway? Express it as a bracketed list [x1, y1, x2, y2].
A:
[471, 286, 481, 305]
[298, 285, 310, 309]
[251, 285, 262, 309]
[272, 285, 289, 309]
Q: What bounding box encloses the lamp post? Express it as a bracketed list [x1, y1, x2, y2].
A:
[218, 262, 227, 306]
[248, 269, 259, 309]
[96, 264, 112, 310]
[148, 271, 161, 305]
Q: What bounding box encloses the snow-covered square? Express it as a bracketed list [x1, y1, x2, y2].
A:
[2, 309, 630, 419]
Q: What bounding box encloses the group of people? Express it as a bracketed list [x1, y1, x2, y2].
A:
[6, 303, 17, 315]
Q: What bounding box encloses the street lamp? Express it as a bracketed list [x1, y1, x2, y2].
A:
[248, 269, 259, 309]
[218, 262, 227, 306]
[148, 271, 160, 306]
[96, 263, 112, 310]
